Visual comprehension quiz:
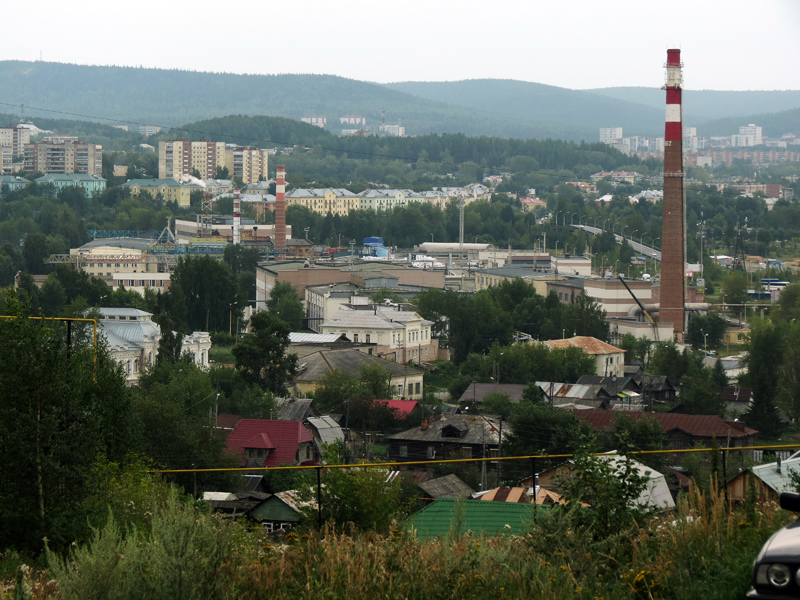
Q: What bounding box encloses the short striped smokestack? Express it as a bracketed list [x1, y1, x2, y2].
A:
[233, 189, 241, 245]
[660, 48, 686, 340]
[275, 165, 287, 250]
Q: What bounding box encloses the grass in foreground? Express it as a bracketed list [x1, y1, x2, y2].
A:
[2, 486, 791, 600]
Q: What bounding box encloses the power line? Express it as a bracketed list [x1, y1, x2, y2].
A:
[149, 442, 794, 474]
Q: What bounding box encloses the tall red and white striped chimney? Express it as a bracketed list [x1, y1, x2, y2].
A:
[660, 48, 686, 340]
[233, 188, 241, 245]
[275, 165, 287, 250]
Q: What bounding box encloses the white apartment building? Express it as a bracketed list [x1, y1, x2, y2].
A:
[600, 127, 623, 144]
[302, 116, 327, 127]
[731, 124, 763, 147]
[380, 124, 406, 137]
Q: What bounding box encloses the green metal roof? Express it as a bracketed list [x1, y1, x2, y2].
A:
[404, 498, 542, 539]
[122, 178, 186, 188]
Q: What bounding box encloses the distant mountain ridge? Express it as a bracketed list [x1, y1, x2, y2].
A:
[0, 61, 798, 142]
[588, 87, 800, 122]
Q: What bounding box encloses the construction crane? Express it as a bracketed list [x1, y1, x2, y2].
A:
[617, 274, 659, 342]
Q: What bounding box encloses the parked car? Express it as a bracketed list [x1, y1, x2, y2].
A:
[748, 492, 800, 598]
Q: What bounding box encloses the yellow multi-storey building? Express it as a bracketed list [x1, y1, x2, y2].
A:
[122, 178, 193, 207]
[285, 188, 361, 216]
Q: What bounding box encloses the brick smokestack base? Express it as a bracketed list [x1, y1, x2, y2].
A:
[660, 48, 686, 339]
[275, 165, 286, 250]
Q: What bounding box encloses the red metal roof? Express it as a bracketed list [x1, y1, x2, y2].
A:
[216, 413, 242, 430]
[243, 433, 275, 450]
[574, 410, 757, 438]
[226, 419, 313, 467]
[374, 399, 419, 417]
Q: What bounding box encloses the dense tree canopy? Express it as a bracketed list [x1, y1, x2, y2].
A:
[232, 311, 297, 394]
[0, 301, 134, 552]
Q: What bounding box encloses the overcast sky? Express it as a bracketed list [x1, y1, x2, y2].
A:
[6, 0, 800, 90]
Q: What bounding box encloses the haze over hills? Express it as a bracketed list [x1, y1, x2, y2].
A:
[588, 86, 800, 126]
[384, 80, 665, 137]
[1, 60, 799, 142]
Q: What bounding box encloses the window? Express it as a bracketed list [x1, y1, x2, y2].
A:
[366, 334, 371, 343]
[415, 382, 421, 395]
[354, 333, 359, 343]
[461, 447, 472, 458]
[397, 384, 403, 396]
[427, 446, 436, 459]
[399, 445, 408, 458]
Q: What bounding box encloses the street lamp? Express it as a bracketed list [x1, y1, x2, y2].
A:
[555, 211, 561, 226]
[570, 212, 578, 225]
[562, 213, 568, 226]
[631, 230, 638, 249]
[430, 233, 434, 243]
[603, 219, 609, 230]
[621, 225, 629, 238]
[594, 217, 600, 228]
[555, 241, 559, 255]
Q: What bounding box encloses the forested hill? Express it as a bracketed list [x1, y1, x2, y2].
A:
[695, 107, 800, 139]
[383, 79, 665, 138]
[170, 114, 636, 174]
[0, 61, 599, 141]
[2, 61, 797, 142]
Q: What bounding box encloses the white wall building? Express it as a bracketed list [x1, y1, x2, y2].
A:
[99, 307, 211, 384]
[731, 124, 763, 147]
[600, 127, 623, 144]
[319, 306, 437, 364]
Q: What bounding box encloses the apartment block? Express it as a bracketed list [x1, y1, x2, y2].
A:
[23, 138, 102, 176]
[731, 124, 763, 147]
[158, 139, 226, 180]
[224, 147, 269, 184]
[599, 127, 623, 144]
[0, 125, 31, 157]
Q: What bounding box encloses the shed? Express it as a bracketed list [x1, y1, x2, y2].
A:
[418, 474, 474, 500]
[726, 454, 800, 503]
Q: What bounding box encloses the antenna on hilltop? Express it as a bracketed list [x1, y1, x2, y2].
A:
[20, 92, 24, 122]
